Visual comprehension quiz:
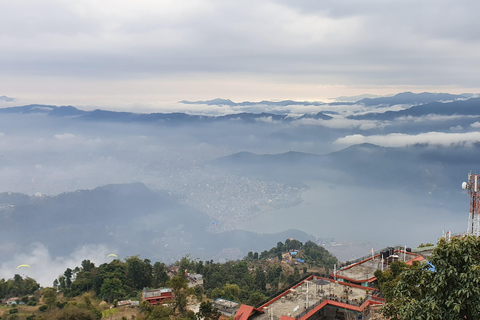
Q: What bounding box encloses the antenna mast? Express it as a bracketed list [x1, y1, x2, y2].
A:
[463, 173, 480, 236]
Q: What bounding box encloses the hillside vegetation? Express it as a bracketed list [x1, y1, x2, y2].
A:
[0, 239, 337, 320]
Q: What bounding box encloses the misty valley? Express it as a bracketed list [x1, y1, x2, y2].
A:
[1, 92, 479, 285]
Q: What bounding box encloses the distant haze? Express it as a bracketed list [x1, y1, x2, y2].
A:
[0, 93, 478, 285]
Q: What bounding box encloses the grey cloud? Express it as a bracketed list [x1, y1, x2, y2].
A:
[1, 0, 479, 90]
[335, 131, 480, 147]
[0, 95, 15, 102]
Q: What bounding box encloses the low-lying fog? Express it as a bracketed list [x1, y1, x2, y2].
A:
[0, 97, 477, 285]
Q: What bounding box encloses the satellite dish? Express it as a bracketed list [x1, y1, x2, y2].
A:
[462, 182, 468, 190]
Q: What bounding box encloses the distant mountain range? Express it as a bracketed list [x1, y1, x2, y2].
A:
[1, 92, 479, 125]
[212, 143, 478, 198]
[179, 98, 325, 106]
[180, 92, 475, 108]
[354, 92, 474, 107]
[0, 104, 333, 122]
[350, 97, 480, 120]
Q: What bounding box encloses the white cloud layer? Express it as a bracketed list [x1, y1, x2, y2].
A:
[0, 243, 113, 287]
[335, 131, 480, 147]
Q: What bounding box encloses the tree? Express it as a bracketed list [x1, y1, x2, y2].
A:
[198, 300, 221, 320]
[221, 283, 241, 302]
[247, 291, 267, 307]
[167, 276, 189, 314]
[149, 304, 174, 320]
[254, 268, 266, 291]
[100, 278, 125, 303]
[152, 262, 169, 288]
[42, 287, 57, 311]
[381, 236, 480, 319]
[64, 268, 73, 292]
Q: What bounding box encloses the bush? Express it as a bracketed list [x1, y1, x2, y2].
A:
[27, 301, 37, 306]
[26, 315, 36, 320]
[8, 309, 18, 314]
[38, 305, 48, 312]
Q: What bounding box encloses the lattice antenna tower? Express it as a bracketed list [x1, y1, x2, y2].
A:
[462, 172, 480, 236]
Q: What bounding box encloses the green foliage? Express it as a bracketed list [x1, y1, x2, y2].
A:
[417, 243, 435, 248]
[0, 275, 40, 299]
[198, 300, 221, 320]
[101, 308, 119, 317]
[100, 278, 125, 303]
[202, 238, 336, 304]
[140, 302, 175, 320]
[381, 236, 480, 319]
[54, 306, 99, 320]
[42, 287, 57, 310]
[61, 255, 171, 301]
[246, 239, 338, 269]
[152, 262, 169, 288]
[247, 291, 267, 307]
[167, 276, 189, 314]
[149, 304, 174, 320]
[125, 256, 153, 290]
[38, 305, 48, 312]
[8, 309, 18, 314]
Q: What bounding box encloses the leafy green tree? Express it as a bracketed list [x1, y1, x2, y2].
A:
[148, 304, 174, 320]
[246, 251, 254, 260]
[210, 287, 223, 300]
[81, 260, 95, 272]
[381, 236, 480, 319]
[58, 276, 66, 292]
[167, 276, 189, 314]
[152, 262, 169, 288]
[247, 291, 267, 307]
[198, 300, 221, 320]
[42, 287, 57, 311]
[81, 293, 102, 320]
[254, 268, 266, 291]
[100, 278, 125, 303]
[221, 283, 241, 302]
[93, 260, 126, 296]
[64, 268, 73, 293]
[125, 256, 150, 290]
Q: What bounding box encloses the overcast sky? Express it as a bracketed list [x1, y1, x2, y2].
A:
[1, 0, 480, 111]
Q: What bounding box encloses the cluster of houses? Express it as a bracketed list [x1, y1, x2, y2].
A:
[2, 298, 26, 306]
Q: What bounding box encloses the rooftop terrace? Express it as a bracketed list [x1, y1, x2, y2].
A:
[247, 276, 383, 320]
[335, 250, 424, 284]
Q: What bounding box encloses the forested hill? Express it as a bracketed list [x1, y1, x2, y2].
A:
[0, 239, 337, 319]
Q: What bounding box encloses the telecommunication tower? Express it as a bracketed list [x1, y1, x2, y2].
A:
[462, 173, 480, 236]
